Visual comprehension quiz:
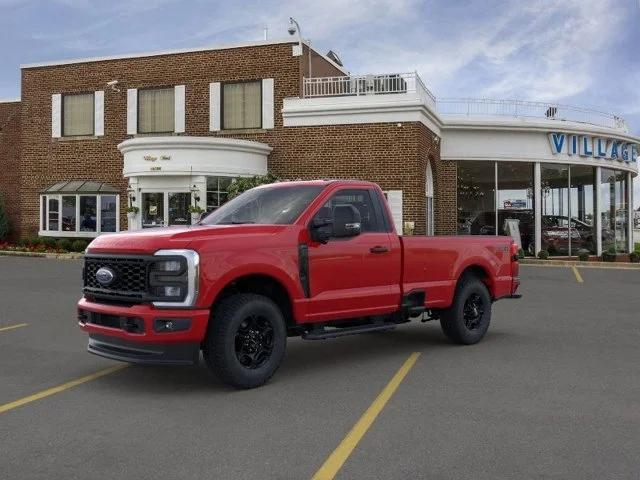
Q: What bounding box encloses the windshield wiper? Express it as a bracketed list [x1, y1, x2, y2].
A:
[219, 220, 256, 225]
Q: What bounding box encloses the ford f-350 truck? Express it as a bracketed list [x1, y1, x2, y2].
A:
[78, 180, 520, 388]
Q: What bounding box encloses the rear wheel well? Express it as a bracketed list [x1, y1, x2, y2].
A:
[212, 275, 294, 328]
[457, 265, 493, 298]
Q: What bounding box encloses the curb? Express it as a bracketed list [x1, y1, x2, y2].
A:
[0, 250, 84, 260]
[520, 258, 640, 269]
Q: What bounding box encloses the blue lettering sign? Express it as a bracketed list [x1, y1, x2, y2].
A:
[610, 141, 619, 160]
[596, 138, 607, 157]
[579, 136, 593, 156]
[621, 143, 629, 162]
[569, 135, 578, 155]
[548, 133, 565, 154]
[632, 144, 638, 162]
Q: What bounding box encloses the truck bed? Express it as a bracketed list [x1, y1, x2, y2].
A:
[400, 235, 516, 308]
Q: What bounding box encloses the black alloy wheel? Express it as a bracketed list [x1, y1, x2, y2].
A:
[234, 315, 275, 369]
[203, 293, 287, 389]
[462, 293, 485, 330]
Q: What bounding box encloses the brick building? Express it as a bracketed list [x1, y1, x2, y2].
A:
[1, 37, 638, 255]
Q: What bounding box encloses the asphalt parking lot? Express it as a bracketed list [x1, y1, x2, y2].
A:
[1, 256, 639, 480]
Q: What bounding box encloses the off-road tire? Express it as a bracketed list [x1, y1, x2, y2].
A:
[203, 293, 286, 389]
[440, 275, 492, 345]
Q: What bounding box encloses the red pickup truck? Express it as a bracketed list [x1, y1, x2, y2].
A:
[78, 180, 520, 388]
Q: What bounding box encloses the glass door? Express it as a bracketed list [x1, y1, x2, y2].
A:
[168, 192, 191, 226]
[142, 192, 165, 228]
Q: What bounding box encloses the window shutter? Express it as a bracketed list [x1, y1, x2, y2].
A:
[385, 190, 403, 234]
[262, 78, 274, 129]
[174, 85, 185, 133]
[209, 82, 221, 131]
[94, 90, 104, 136]
[51, 94, 62, 138]
[126, 88, 137, 135]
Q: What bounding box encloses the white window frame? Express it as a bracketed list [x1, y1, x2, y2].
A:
[39, 193, 120, 237]
[52, 91, 104, 138]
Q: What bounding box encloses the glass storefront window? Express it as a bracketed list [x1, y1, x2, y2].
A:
[168, 192, 191, 226]
[206, 176, 232, 211]
[100, 195, 117, 232]
[61, 196, 76, 232]
[601, 168, 629, 253]
[541, 164, 570, 256]
[142, 192, 165, 228]
[457, 161, 496, 236]
[569, 166, 596, 254]
[48, 197, 59, 231]
[40, 193, 119, 236]
[497, 162, 534, 254]
[79, 196, 97, 232]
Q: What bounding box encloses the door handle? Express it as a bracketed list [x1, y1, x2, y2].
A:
[370, 246, 389, 254]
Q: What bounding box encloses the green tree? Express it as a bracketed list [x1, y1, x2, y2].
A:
[226, 173, 280, 200]
[0, 194, 10, 241]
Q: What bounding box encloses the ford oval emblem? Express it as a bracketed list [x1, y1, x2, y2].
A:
[95, 267, 116, 286]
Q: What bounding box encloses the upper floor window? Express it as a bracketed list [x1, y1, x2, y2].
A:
[63, 93, 94, 136]
[223, 81, 261, 130]
[138, 87, 175, 134]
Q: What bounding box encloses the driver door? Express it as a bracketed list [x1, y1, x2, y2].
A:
[305, 188, 400, 322]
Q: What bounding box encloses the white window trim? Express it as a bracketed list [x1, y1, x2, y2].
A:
[209, 82, 221, 131]
[94, 90, 104, 136]
[39, 193, 120, 237]
[262, 78, 274, 129]
[127, 88, 138, 135]
[174, 85, 186, 133]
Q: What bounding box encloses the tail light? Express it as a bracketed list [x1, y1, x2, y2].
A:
[510, 242, 519, 262]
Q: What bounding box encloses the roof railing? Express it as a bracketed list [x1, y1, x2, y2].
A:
[301, 74, 628, 132]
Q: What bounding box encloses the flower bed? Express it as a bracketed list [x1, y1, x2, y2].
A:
[0, 237, 89, 254]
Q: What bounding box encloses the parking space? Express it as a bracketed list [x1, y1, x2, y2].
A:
[0, 256, 638, 479]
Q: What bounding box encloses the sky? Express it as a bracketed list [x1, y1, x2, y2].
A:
[1, 0, 639, 205]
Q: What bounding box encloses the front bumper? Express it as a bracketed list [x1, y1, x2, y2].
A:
[78, 298, 210, 365]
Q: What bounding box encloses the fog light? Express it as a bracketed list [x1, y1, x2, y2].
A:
[154, 318, 191, 333]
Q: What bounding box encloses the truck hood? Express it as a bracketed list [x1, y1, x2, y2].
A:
[86, 224, 289, 255]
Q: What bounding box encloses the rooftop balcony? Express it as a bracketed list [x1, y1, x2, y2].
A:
[302, 74, 629, 133]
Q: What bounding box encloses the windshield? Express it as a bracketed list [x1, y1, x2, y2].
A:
[201, 184, 324, 225]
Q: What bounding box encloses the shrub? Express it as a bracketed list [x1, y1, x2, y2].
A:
[71, 239, 88, 253]
[537, 250, 549, 260]
[629, 251, 640, 263]
[0, 194, 10, 241]
[41, 236, 58, 248]
[26, 236, 41, 247]
[577, 249, 590, 262]
[517, 248, 525, 259]
[58, 238, 73, 252]
[602, 246, 617, 262]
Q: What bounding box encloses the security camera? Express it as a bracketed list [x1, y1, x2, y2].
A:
[287, 24, 297, 35]
[106, 80, 120, 93]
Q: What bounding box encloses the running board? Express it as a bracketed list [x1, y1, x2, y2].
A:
[302, 323, 396, 340]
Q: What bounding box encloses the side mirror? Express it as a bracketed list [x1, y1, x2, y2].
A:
[332, 204, 361, 238]
[310, 216, 332, 244]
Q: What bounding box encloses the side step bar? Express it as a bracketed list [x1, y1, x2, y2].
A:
[302, 323, 396, 340]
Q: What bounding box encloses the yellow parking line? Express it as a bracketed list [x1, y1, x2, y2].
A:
[0, 364, 128, 415]
[311, 352, 420, 480]
[0, 323, 28, 333]
[572, 266, 584, 283]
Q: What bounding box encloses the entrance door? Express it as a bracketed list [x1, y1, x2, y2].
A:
[142, 192, 165, 228]
[168, 192, 191, 226]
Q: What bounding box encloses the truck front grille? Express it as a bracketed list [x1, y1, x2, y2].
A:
[83, 255, 151, 303]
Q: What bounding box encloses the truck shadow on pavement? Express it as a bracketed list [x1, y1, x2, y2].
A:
[98, 323, 512, 393]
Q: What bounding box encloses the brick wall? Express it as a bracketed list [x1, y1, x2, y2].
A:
[0, 101, 21, 238]
[13, 41, 448, 238]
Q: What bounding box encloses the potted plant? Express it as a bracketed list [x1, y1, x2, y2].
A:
[602, 246, 617, 262]
[537, 249, 549, 260]
[577, 249, 590, 262]
[188, 205, 205, 223]
[126, 206, 139, 220]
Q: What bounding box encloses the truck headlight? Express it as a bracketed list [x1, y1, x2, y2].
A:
[152, 250, 199, 308]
